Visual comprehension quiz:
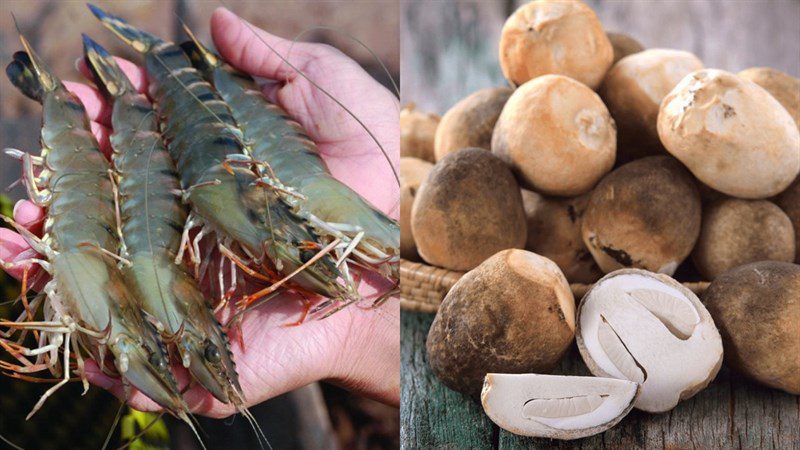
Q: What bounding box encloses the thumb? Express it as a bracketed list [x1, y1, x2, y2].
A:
[210, 7, 320, 81]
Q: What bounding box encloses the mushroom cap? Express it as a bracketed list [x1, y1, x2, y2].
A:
[738, 67, 800, 128]
[658, 69, 800, 199]
[692, 198, 795, 279]
[499, 0, 613, 89]
[426, 249, 575, 396]
[601, 49, 703, 163]
[411, 148, 527, 271]
[400, 103, 440, 162]
[606, 32, 644, 65]
[703, 261, 800, 394]
[775, 178, 800, 262]
[434, 87, 512, 161]
[581, 156, 701, 275]
[521, 189, 603, 283]
[492, 75, 616, 196]
[400, 157, 434, 260]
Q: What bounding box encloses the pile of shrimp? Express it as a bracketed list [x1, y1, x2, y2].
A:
[0, 3, 398, 446]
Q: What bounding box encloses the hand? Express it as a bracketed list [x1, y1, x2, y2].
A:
[0, 7, 399, 417]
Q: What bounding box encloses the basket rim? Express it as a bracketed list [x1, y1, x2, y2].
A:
[400, 258, 710, 313]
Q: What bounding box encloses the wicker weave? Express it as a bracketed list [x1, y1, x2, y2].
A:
[400, 258, 710, 313]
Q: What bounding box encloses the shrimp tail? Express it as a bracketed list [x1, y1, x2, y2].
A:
[178, 23, 219, 70]
[82, 33, 136, 98]
[87, 3, 163, 52]
[5, 33, 58, 102]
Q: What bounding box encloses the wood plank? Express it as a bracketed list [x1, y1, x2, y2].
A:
[400, 310, 496, 449]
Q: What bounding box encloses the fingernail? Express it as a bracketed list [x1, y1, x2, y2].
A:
[74, 57, 83, 73]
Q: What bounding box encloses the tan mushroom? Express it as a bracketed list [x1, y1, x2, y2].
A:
[493, 75, 616, 196]
[400, 103, 440, 162]
[658, 69, 800, 199]
[434, 87, 512, 161]
[499, 0, 613, 89]
[600, 49, 703, 163]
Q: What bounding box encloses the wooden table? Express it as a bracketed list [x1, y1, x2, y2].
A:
[401, 310, 800, 450]
[400, 1, 800, 448]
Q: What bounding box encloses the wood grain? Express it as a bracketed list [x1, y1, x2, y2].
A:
[402, 310, 800, 450]
[401, 311, 497, 449]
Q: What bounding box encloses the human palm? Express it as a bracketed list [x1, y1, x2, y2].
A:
[0, 7, 399, 417]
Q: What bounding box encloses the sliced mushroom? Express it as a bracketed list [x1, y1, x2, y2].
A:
[481, 373, 638, 440]
[576, 269, 723, 413]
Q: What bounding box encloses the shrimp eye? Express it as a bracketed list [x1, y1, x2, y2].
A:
[300, 249, 315, 263]
[205, 343, 221, 363]
[149, 352, 167, 371]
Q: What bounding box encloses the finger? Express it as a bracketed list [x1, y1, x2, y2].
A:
[13, 200, 45, 235]
[0, 228, 35, 280]
[211, 7, 323, 81]
[84, 360, 163, 412]
[76, 56, 149, 94]
[259, 79, 283, 105]
[63, 81, 111, 126]
[90, 121, 113, 159]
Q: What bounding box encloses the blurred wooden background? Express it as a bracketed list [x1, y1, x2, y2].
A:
[401, 0, 800, 114]
[400, 1, 800, 450]
[0, 1, 399, 449]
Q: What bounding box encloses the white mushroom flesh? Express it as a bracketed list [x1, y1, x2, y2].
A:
[482, 373, 638, 440]
[577, 270, 723, 412]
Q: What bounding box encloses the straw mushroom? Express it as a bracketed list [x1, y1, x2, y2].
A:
[606, 32, 644, 65]
[411, 148, 526, 271]
[703, 261, 800, 394]
[427, 250, 575, 396]
[400, 104, 439, 162]
[738, 67, 799, 128]
[434, 87, 512, 161]
[692, 199, 795, 279]
[499, 0, 613, 89]
[521, 190, 603, 283]
[576, 269, 723, 412]
[400, 157, 434, 261]
[581, 156, 701, 275]
[658, 69, 800, 199]
[482, 374, 638, 440]
[492, 75, 616, 196]
[600, 49, 703, 163]
[775, 178, 800, 262]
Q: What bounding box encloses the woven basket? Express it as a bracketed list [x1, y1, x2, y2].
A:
[400, 258, 710, 313]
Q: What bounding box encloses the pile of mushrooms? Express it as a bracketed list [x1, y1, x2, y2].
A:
[401, 0, 800, 441]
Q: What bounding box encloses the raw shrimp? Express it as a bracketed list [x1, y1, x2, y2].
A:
[1, 34, 189, 424]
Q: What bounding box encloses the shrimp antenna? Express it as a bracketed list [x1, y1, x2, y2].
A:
[177, 412, 207, 450]
[0, 432, 23, 450]
[239, 405, 272, 450]
[100, 402, 125, 450]
[216, 0, 400, 188]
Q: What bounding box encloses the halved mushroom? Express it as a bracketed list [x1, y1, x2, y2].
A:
[576, 269, 723, 413]
[481, 373, 638, 440]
